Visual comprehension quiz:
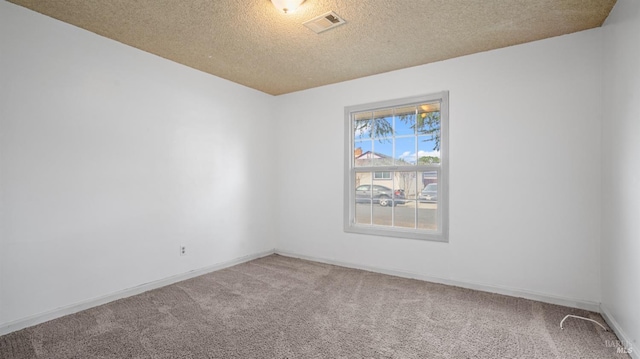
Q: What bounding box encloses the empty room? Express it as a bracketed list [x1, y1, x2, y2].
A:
[0, 0, 638, 358]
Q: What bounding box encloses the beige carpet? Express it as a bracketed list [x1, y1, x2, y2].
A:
[0, 254, 630, 358]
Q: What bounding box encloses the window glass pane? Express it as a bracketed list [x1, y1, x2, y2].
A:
[354, 112, 372, 140]
[416, 102, 440, 129]
[372, 178, 394, 199]
[418, 171, 439, 230]
[374, 171, 391, 179]
[417, 202, 438, 230]
[394, 201, 416, 229]
[396, 171, 418, 200]
[395, 137, 416, 165]
[372, 203, 392, 226]
[373, 110, 393, 138]
[355, 173, 371, 225]
[354, 140, 372, 167]
[372, 174, 394, 225]
[417, 104, 440, 138]
[372, 138, 393, 166]
[416, 104, 440, 148]
[417, 103, 440, 164]
[371, 112, 393, 167]
[394, 106, 416, 136]
[417, 135, 440, 164]
[393, 171, 416, 229]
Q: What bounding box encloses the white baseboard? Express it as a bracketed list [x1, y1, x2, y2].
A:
[601, 304, 638, 358]
[275, 250, 601, 312]
[0, 249, 275, 336]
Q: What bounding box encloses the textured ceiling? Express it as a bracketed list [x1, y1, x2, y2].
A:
[7, 0, 616, 95]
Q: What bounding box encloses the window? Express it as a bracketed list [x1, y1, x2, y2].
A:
[373, 171, 392, 179]
[344, 92, 449, 241]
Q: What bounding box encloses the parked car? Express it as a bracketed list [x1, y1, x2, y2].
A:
[418, 183, 437, 202]
[356, 185, 406, 206]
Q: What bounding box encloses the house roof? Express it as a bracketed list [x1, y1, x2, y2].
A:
[355, 151, 390, 160]
[7, 0, 616, 95]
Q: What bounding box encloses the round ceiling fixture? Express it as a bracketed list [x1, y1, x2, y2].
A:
[270, 0, 305, 14]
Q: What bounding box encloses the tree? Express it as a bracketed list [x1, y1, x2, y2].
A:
[418, 156, 440, 164]
[414, 111, 440, 151]
[354, 110, 440, 151]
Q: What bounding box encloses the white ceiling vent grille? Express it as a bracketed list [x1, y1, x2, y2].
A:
[303, 11, 346, 34]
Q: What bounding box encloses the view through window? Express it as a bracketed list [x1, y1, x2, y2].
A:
[345, 92, 448, 241]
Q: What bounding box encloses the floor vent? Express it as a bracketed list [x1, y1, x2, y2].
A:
[303, 11, 346, 34]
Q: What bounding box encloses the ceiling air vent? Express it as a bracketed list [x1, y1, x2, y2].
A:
[303, 11, 346, 34]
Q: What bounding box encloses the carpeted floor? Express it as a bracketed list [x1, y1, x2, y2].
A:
[0, 254, 630, 358]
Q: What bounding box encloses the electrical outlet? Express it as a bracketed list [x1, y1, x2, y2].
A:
[180, 246, 186, 256]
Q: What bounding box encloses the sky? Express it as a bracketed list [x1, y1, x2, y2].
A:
[354, 114, 440, 165]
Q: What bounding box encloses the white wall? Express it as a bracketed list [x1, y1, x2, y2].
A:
[602, 0, 640, 351]
[0, 2, 276, 327]
[275, 29, 603, 306]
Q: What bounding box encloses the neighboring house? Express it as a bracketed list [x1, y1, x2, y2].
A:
[354, 150, 436, 199]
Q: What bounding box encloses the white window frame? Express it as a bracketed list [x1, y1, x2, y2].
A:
[344, 92, 449, 242]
